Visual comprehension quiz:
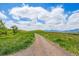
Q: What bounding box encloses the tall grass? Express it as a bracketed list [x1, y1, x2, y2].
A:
[36, 31, 79, 55]
[0, 29, 34, 55]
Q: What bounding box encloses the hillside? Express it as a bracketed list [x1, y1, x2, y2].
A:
[0, 29, 34, 55]
[36, 31, 79, 55]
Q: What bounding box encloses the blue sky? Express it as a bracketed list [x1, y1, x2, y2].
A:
[0, 3, 79, 12]
[0, 3, 79, 31]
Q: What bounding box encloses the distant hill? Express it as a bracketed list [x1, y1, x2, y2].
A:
[44, 29, 79, 32]
[63, 29, 79, 32]
[44, 30, 63, 32]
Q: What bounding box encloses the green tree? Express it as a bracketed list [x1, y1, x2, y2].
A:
[11, 25, 18, 34]
[0, 20, 7, 34]
[0, 20, 4, 29]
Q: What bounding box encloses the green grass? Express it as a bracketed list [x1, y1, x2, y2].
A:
[35, 30, 79, 55]
[0, 29, 34, 55]
[1, 29, 79, 55]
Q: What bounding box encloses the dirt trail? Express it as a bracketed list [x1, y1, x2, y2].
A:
[11, 33, 73, 56]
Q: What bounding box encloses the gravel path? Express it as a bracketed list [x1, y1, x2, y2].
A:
[11, 33, 73, 56]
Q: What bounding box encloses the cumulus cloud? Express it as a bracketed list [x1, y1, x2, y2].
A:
[2, 4, 79, 31]
[68, 12, 79, 25]
[0, 12, 8, 20]
[9, 5, 49, 20]
[66, 12, 79, 30]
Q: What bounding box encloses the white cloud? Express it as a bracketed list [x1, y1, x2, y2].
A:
[68, 12, 79, 25]
[66, 12, 79, 30]
[5, 20, 16, 28]
[9, 5, 49, 20]
[45, 7, 65, 24]
[0, 12, 8, 20]
[12, 15, 20, 20]
[4, 5, 79, 31]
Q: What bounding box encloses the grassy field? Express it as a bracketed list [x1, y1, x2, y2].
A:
[0, 29, 79, 56]
[0, 29, 34, 55]
[35, 31, 79, 55]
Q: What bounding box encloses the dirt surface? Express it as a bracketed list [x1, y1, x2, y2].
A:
[11, 33, 73, 56]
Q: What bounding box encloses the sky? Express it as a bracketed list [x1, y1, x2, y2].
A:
[0, 3, 79, 31]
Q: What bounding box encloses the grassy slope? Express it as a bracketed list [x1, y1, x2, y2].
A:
[0, 29, 34, 55]
[0, 29, 79, 55]
[36, 31, 79, 55]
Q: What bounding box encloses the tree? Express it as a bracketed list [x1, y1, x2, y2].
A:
[11, 25, 18, 34]
[0, 20, 4, 29]
[0, 20, 7, 34]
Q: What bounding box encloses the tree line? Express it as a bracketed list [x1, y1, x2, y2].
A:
[0, 20, 18, 35]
